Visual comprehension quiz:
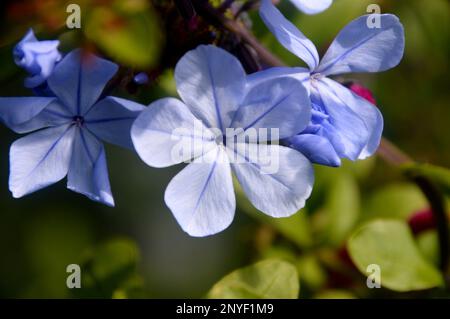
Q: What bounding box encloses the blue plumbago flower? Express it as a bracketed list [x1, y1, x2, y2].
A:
[254, 0, 405, 166]
[289, 0, 333, 15]
[0, 49, 144, 206]
[131, 45, 314, 237]
[13, 29, 62, 89]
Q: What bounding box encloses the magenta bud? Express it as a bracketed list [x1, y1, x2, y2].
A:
[348, 83, 376, 105]
[408, 209, 436, 235]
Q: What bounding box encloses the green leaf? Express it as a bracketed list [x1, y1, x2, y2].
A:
[74, 238, 143, 298]
[312, 168, 360, 246]
[235, 182, 313, 248]
[261, 245, 297, 263]
[296, 254, 327, 291]
[416, 230, 440, 267]
[362, 183, 428, 221]
[207, 259, 299, 299]
[340, 157, 376, 181]
[323, 171, 360, 246]
[84, 1, 162, 68]
[403, 163, 450, 195]
[348, 220, 443, 292]
[314, 289, 356, 299]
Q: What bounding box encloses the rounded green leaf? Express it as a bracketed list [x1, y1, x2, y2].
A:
[207, 259, 299, 299]
[416, 230, 439, 267]
[348, 220, 443, 292]
[362, 183, 428, 221]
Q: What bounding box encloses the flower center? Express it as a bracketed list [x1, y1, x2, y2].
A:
[72, 116, 85, 127]
[310, 72, 323, 88]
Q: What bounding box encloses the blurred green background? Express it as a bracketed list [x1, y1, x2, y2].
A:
[0, 0, 449, 298]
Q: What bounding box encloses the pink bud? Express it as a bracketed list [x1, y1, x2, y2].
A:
[349, 83, 376, 105]
[408, 209, 436, 235]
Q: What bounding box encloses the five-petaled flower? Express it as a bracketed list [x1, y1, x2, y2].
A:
[254, 0, 405, 166]
[0, 49, 144, 206]
[131, 45, 314, 237]
[289, 0, 333, 15]
[13, 28, 62, 89]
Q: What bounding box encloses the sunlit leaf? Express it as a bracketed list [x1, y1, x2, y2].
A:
[207, 259, 299, 299]
[362, 183, 428, 221]
[416, 230, 440, 267]
[348, 220, 443, 292]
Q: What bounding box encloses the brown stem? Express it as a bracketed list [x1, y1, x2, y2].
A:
[377, 138, 413, 165]
[192, 0, 285, 67]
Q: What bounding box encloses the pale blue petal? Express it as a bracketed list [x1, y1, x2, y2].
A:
[316, 14, 405, 75]
[67, 128, 114, 207]
[315, 80, 369, 160]
[321, 78, 383, 158]
[0, 97, 71, 133]
[9, 124, 76, 198]
[11, 100, 73, 134]
[85, 96, 145, 149]
[259, 0, 319, 70]
[47, 49, 118, 115]
[132, 97, 217, 168]
[21, 40, 60, 54]
[286, 133, 341, 167]
[246, 66, 310, 92]
[230, 77, 311, 141]
[175, 45, 246, 131]
[290, 0, 333, 15]
[230, 143, 314, 217]
[164, 147, 235, 237]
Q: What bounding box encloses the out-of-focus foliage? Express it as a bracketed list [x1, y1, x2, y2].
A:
[207, 259, 299, 299]
[348, 220, 443, 292]
[362, 183, 428, 221]
[72, 239, 145, 298]
[84, 0, 163, 68]
[316, 169, 360, 247]
[403, 163, 450, 196]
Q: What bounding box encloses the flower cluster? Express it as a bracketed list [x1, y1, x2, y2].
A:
[0, 3, 404, 237]
[256, 0, 404, 166]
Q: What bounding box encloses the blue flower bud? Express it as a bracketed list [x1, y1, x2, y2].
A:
[13, 29, 62, 88]
[133, 72, 149, 85]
